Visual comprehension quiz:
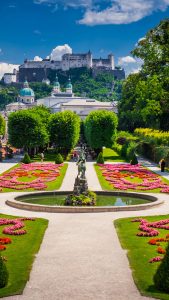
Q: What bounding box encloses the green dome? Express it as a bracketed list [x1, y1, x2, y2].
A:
[54, 74, 60, 88]
[54, 82, 60, 87]
[19, 88, 35, 97]
[66, 83, 72, 89]
[66, 77, 72, 89]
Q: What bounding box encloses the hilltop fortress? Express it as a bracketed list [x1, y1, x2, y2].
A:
[18, 51, 125, 83]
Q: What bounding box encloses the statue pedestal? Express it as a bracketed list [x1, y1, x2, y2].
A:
[73, 175, 88, 195]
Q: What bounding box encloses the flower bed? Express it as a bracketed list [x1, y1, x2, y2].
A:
[132, 218, 169, 262]
[0, 163, 63, 191]
[98, 163, 169, 192]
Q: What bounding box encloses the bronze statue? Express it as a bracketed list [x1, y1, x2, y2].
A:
[77, 149, 86, 178]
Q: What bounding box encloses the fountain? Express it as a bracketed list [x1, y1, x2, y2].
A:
[5, 146, 163, 212]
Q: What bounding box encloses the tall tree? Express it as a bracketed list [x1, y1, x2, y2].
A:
[0, 114, 5, 136]
[8, 110, 49, 153]
[132, 19, 169, 77]
[49, 111, 80, 153]
[119, 19, 169, 131]
[84, 110, 118, 152]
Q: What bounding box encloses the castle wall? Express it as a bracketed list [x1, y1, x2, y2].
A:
[18, 52, 124, 82]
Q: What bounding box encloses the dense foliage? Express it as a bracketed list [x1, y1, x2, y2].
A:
[8, 109, 49, 153]
[0, 114, 5, 136]
[49, 68, 123, 101]
[134, 128, 169, 166]
[55, 153, 63, 164]
[0, 85, 18, 110]
[29, 83, 52, 99]
[84, 110, 118, 152]
[49, 111, 80, 153]
[0, 256, 8, 288]
[118, 19, 169, 131]
[154, 243, 169, 292]
[134, 128, 169, 146]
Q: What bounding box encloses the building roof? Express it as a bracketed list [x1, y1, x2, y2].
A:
[61, 99, 113, 107]
[6, 102, 26, 107]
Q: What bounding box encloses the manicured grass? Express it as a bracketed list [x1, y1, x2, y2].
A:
[114, 215, 169, 300]
[0, 213, 48, 297]
[32, 150, 71, 162]
[1, 163, 68, 193]
[95, 164, 114, 190]
[94, 164, 169, 193]
[32, 152, 58, 162]
[103, 148, 125, 162]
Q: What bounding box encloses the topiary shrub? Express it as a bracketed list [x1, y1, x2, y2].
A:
[130, 153, 138, 165]
[154, 243, 169, 292]
[0, 256, 8, 288]
[22, 153, 31, 164]
[97, 152, 104, 164]
[55, 153, 63, 164]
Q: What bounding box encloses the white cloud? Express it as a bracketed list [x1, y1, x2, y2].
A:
[34, 0, 169, 25]
[118, 56, 143, 75]
[118, 56, 136, 65]
[34, 56, 43, 61]
[34, 0, 93, 9]
[50, 44, 72, 61]
[79, 0, 169, 25]
[0, 63, 19, 79]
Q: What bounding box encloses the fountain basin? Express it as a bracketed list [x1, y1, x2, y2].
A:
[6, 191, 163, 213]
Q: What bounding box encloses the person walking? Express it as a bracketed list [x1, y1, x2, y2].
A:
[160, 158, 166, 172]
[40, 152, 44, 162]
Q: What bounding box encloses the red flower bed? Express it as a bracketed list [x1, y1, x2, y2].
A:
[132, 218, 169, 263]
[0, 163, 63, 191]
[99, 163, 169, 193]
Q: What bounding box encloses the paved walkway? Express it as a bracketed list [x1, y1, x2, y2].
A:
[138, 156, 169, 181]
[1, 158, 169, 300]
[0, 155, 23, 174]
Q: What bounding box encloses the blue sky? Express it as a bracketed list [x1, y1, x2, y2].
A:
[0, 0, 169, 76]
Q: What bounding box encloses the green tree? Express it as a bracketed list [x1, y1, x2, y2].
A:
[131, 19, 169, 130]
[154, 243, 169, 292]
[84, 110, 118, 153]
[49, 111, 80, 153]
[8, 110, 49, 154]
[29, 82, 52, 99]
[30, 105, 51, 132]
[0, 114, 5, 136]
[132, 19, 169, 77]
[118, 73, 144, 132]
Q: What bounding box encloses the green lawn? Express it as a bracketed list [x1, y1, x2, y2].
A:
[0, 213, 48, 297]
[1, 163, 68, 193]
[103, 148, 125, 162]
[114, 215, 169, 300]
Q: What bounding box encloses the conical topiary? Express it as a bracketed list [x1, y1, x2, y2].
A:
[55, 153, 63, 164]
[154, 242, 169, 292]
[0, 256, 8, 288]
[97, 152, 104, 164]
[130, 153, 138, 165]
[22, 153, 31, 164]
